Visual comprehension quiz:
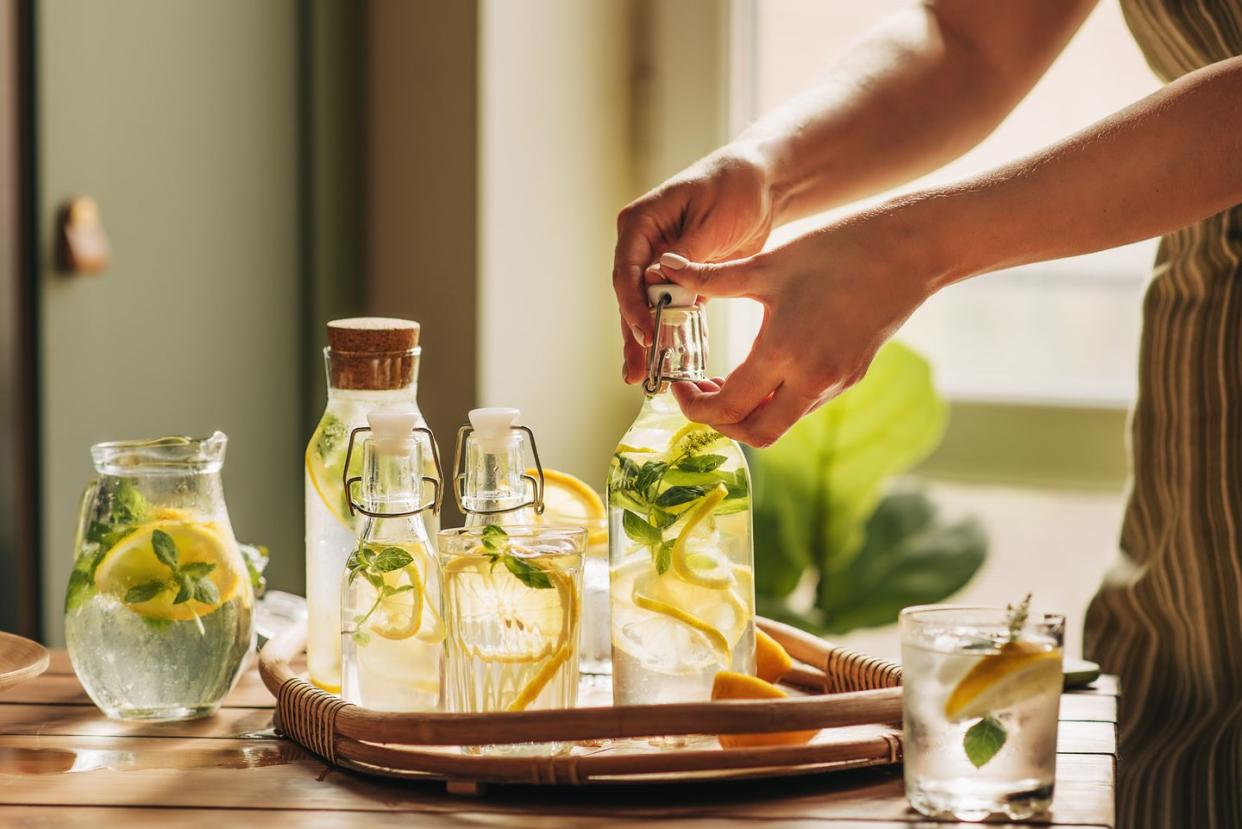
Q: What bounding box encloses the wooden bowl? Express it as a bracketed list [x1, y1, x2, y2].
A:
[0, 632, 49, 692]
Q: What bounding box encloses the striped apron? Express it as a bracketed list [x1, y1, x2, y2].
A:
[1083, 2, 1242, 826]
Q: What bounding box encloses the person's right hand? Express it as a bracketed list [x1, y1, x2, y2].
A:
[613, 145, 778, 383]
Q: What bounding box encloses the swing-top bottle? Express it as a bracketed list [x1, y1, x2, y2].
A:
[608, 284, 756, 707]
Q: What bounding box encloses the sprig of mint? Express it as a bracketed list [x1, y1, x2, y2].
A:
[122, 529, 218, 607]
[480, 525, 552, 590]
[66, 479, 152, 614]
[607, 426, 747, 571]
[346, 543, 416, 645]
[961, 594, 1035, 768]
[1007, 593, 1032, 643]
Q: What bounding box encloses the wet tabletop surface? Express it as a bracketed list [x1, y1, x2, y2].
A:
[0, 651, 1117, 827]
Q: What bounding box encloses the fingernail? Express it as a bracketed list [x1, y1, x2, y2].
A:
[660, 252, 689, 270]
[630, 325, 648, 347]
[622, 363, 628, 380]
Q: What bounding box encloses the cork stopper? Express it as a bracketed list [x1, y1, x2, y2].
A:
[326, 317, 420, 390]
[327, 317, 419, 353]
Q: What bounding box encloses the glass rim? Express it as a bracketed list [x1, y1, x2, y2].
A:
[899, 603, 1065, 630]
[437, 525, 587, 543]
[91, 431, 227, 473]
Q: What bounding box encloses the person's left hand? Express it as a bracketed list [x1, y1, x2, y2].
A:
[652, 207, 940, 447]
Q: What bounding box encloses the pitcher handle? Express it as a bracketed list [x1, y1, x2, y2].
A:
[73, 480, 100, 553]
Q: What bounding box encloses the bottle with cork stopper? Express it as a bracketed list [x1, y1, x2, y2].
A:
[305, 317, 437, 693]
[605, 283, 755, 714]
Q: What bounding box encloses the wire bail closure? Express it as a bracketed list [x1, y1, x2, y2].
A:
[342, 425, 444, 518]
[451, 424, 546, 517]
[642, 291, 673, 395]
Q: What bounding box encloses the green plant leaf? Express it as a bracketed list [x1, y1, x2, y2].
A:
[817, 488, 985, 633]
[502, 554, 553, 589]
[125, 580, 165, 604]
[650, 507, 678, 531]
[622, 510, 662, 546]
[749, 341, 949, 604]
[372, 547, 414, 572]
[151, 530, 178, 570]
[964, 715, 1007, 768]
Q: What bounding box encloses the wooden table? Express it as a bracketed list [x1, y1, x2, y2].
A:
[0, 651, 1117, 827]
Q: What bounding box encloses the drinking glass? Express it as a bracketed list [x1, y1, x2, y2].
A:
[901, 605, 1064, 821]
[439, 525, 584, 755]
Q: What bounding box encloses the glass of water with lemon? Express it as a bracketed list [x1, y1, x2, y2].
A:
[439, 525, 584, 756]
[901, 600, 1064, 822]
[65, 433, 254, 721]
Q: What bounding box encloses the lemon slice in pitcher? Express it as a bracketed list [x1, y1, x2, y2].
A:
[95, 520, 242, 621]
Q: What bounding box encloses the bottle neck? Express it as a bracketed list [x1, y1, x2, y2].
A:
[647, 304, 708, 394]
[324, 347, 421, 397]
[357, 446, 429, 536]
[460, 437, 528, 527]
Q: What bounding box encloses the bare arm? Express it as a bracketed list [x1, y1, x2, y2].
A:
[662, 55, 1242, 446]
[742, 0, 1098, 224]
[614, 0, 1095, 378]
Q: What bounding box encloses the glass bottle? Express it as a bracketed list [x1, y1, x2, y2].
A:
[607, 284, 755, 707]
[453, 407, 544, 528]
[305, 317, 438, 693]
[65, 433, 255, 720]
[340, 408, 445, 711]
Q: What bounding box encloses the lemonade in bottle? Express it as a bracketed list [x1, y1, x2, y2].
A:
[306, 318, 436, 692]
[340, 408, 445, 711]
[608, 285, 755, 707]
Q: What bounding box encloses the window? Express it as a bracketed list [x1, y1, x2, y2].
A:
[728, 0, 1161, 407]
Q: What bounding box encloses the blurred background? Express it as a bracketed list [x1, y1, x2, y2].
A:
[1, 0, 1153, 653]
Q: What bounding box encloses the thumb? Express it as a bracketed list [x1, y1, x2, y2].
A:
[654, 251, 760, 300]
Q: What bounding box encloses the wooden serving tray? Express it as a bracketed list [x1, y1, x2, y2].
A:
[258, 618, 904, 789]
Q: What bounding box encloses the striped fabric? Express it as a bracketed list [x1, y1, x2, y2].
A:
[1083, 2, 1242, 826]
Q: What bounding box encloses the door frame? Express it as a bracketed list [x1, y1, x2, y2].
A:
[1, 0, 40, 639]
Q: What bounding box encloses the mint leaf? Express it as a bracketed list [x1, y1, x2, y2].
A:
[193, 579, 220, 605]
[650, 507, 679, 530]
[622, 510, 662, 546]
[125, 580, 166, 604]
[963, 715, 1007, 768]
[655, 485, 705, 508]
[151, 530, 178, 570]
[482, 524, 508, 553]
[635, 461, 669, 498]
[181, 561, 215, 578]
[655, 540, 673, 575]
[372, 547, 414, 572]
[110, 478, 151, 525]
[172, 572, 193, 604]
[677, 454, 726, 473]
[352, 629, 371, 647]
[502, 554, 553, 590]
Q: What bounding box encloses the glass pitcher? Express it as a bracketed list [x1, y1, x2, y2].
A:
[64, 432, 255, 721]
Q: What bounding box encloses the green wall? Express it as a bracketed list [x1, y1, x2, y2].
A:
[36, 0, 310, 642]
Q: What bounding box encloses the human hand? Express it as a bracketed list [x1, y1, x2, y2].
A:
[614, 145, 778, 383]
[655, 207, 939, 447]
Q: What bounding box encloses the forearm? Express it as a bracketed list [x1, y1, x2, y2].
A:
[908, 56, 1242, 289]
[736, 1, 1094, 225]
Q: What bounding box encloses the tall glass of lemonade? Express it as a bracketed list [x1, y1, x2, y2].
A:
[305, 318, 435, 693]
[608, 285, 755, 709]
